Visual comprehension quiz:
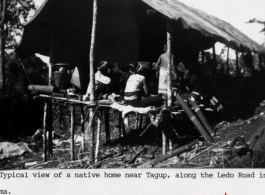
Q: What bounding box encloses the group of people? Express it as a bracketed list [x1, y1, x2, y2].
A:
[84, 46, 221, 110]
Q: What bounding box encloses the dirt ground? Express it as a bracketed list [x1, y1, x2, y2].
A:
[1, 77, 265, 169]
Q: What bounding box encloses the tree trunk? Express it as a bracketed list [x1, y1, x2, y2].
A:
[89, 0, 98, 105]
[0, 30, 4, 94]
[0, 0, 7, 95]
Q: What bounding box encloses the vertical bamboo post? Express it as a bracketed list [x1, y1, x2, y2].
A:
[236, 51, 239, 77]
[48, 102, 53, 159]
[48, 63, 53, 86]
[169, 127, 173, 151]
[80, 106, 85, 151]
[70, 105, 75, 160]
[119, 112, 122, 138]
[212, 45, 216, 63]
[88, 108, 94, 161]
[165, 18, 173, 154]
[258, 54, 261, 71]
[139, 115, 143, 130]
[162, 123, 167, 154]
[201, 50, 205, 64]
[95, 112, 101, 163]
[212, 44, 217, 78]
[43, 102, 48, 162]
[167, 18, 172, 108]
[135, 113, 139, 129]
[227, 47, 230, 75]
[87, 0, 98, 163]
[122, 121, 126, 137]
[89, 0, 98, 105]
[104, 109, 110, 143]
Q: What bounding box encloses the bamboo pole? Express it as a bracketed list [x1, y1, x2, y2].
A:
[80, 106, 85, 151]
[258, 54, 262, 72]
[139, 115, 143, 130]
[212, 45, 216, 63]
[162, 123, 167, 155]
[167, 18, 172, 107]
[43, 103, 48, 162]
[87, 0, 98, 163]
[122, 120, 126, 137]
[89, 0, 98, 105]
[88, 108, 94, 161]
[95, 112, 101, 163]
[48, 102, 53, 159]
[189, 100, 215, 137]
[201, 50, 205, 64]
[227, 47, 230, 76]
[138, 139, 199, 168]
[70, 105, 75, 160]
[165, 18, 173, 154]
[176, 93, 214, 144]
[169, 127, 173, 151]
[119, 112, 122, 138]
[236, 51, 239, 77]
[104, 109, 110, 143]
[212, 44, 217, 78]
[135, 113, 139, 129]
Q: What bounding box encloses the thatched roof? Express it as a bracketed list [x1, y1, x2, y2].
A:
[16, 0, 265, 62]
[143, 0, 264, 54]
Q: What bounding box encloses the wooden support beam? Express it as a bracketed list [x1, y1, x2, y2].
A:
[70, 105, 75, 160]
[162, 123, 167, 155]
[162, 18, 173, 154]
[43, 103, 48, 162]
[258, 54, 262, 72]
[201, 50, 205, 64]
[227, 47, 230, 76]
[95, 112, 101, 163]
[212, 45, 216, 63]
[119, 112, 122, 138]
[236, 51, 239, 77]
[104, 109, 110, 143]
[48, 102, 53, 159]
[169, 129, 173, 151]
[212, 44, 217, 78]
[88, 108, 94, 162]
[89, 0, 98, 105]
[167, 18, 172, 107]
[122, 121, 126, 137]
[80, 106, 85, 151]
[135, 113, 139, 129]
[143, 116, 150, 130]
[139, 115, 143, 130]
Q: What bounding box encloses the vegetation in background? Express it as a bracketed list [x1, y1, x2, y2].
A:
[0, 54, 48, 138]
[0, 0, 35, 94]
[0, 0, 45, 139]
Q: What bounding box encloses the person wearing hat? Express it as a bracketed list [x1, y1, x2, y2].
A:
[124, 62, 164, 107]
[85, 61, 118, 100]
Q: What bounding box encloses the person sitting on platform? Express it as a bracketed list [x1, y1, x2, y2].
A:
[174, 62, 202, 102]
[124, 63, 164, 107]
[201, 70, 223, 111]
[84, 61, 119, 101]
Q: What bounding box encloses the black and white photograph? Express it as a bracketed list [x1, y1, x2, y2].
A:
[0, 0, 265, 194]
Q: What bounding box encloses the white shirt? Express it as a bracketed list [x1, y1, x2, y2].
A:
[85, 71, 111, 96]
